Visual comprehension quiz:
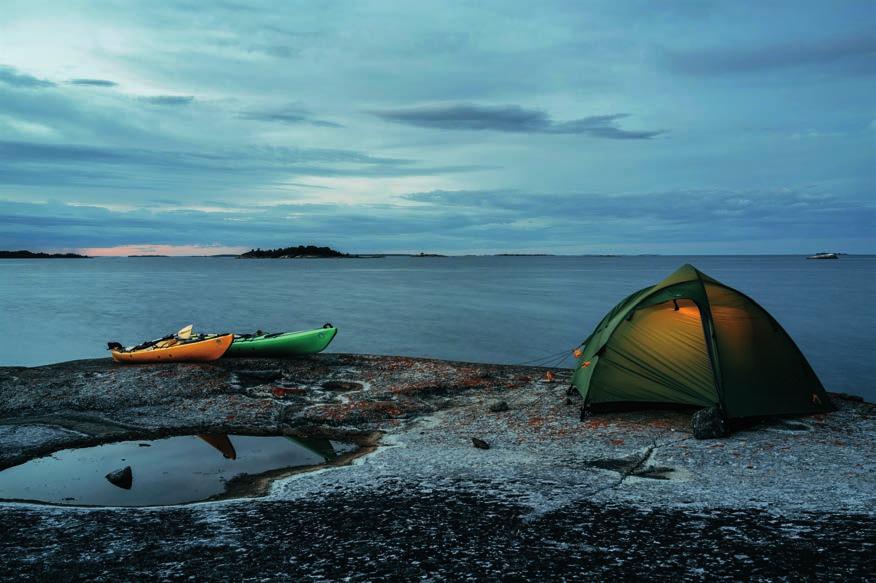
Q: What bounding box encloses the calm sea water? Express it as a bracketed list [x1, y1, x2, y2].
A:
[1, 256, 873, 400]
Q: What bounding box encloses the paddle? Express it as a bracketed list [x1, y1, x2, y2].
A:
[107, 323, 194, 352]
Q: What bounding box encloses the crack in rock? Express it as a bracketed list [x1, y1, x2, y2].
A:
[587, 442, 677, 490]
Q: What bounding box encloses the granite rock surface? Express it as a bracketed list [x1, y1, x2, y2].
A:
[1, 355, 873, 580]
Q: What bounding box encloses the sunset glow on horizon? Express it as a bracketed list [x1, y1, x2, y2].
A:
[80, 245, 249, 257]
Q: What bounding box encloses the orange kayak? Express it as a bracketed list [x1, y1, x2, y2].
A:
[111, 334, 233, 363]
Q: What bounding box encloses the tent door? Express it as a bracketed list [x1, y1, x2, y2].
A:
[589, 298, 719, 407]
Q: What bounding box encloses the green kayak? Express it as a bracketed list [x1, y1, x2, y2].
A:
[225, 324, 338, 358]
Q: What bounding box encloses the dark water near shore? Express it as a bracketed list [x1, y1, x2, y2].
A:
[1, 255, 873, 400]
[0, 435, 332, 506]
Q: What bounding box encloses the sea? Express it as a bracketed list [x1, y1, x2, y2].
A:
[1, 255, 873, 401]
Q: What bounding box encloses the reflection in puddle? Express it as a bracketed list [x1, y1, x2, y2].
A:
[0, 434, 346, 507]
[198, 434, 237, 459]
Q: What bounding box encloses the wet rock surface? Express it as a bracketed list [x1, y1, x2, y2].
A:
[1, 355, 874, 580]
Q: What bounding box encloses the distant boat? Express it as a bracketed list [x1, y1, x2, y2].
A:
[806, 252, 839, 260]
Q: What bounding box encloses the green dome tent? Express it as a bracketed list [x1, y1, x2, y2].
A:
[571, 264, 831, 418]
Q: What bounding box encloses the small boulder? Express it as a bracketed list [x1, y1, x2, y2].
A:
[691, 407, 727, 439]
[488, 400, 509, 413]
[471, 437, 490, 450]
[105, 466, 133, 489]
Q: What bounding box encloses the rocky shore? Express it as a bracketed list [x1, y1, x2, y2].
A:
[1, 355, 874, 580]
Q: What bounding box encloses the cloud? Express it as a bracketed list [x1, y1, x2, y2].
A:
[371, 104, 666, 139]
[547, 114, 666, 139]
[0, 65, 54, 88]
[140, 95, 194, 105]
[239, 106, 342, 127]
[2, 186, 871, 253]
[663, 34, 876, 75]
[401, 188, 875, 239]
[69, 78, 118, 87]
[248, 43, 300, 59]
[171, 0, 258, 13]
[0, 140, 124, 163]
[0, 139, 487, 194]
[0, 197, 497, 252]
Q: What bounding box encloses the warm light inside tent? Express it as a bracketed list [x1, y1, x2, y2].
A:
[589, 297, 716, 407]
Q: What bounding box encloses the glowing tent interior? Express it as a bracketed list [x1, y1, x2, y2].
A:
[571, 264, 831, 419]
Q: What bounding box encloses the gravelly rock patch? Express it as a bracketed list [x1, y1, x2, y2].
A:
[0, 492, 872, 581]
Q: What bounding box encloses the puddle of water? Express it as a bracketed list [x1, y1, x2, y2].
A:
[0, 434, 339, 507]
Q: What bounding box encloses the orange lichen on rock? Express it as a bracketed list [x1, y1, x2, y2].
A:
[460, 376, 487, 388]
[271, 386, 306, 398]
[583, 418, 612, 430]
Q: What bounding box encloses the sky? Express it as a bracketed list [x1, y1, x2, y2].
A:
[0, 0, 873, 255]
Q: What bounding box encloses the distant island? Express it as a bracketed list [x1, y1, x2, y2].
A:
[0, 250, 88, 259]
[128, 254, 168, 258]
[239, 245, 349, 259]
[412, 252, 447, 257]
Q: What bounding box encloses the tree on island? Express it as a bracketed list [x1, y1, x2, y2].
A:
[239, 245, 348, 258]
[0, 250, 89, 259]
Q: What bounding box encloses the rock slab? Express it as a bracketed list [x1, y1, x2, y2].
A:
[0, 355, 874, 580]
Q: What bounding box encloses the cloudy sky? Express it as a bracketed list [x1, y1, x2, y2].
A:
[1, 0, 873, 255]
